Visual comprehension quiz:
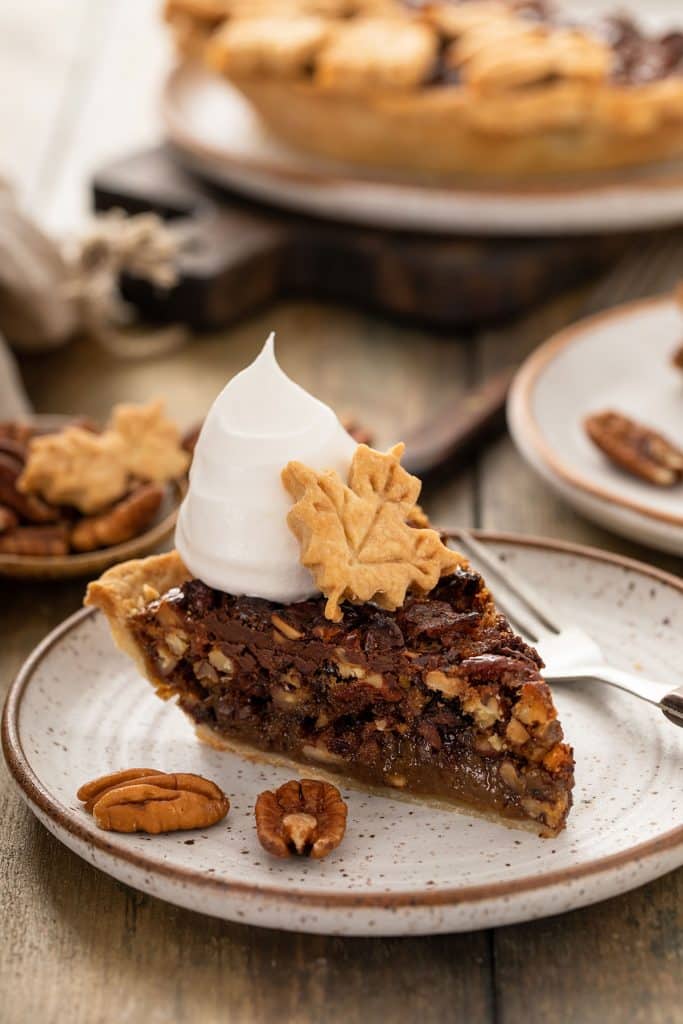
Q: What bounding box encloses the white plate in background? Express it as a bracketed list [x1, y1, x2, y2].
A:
[508, 296, 683, 555]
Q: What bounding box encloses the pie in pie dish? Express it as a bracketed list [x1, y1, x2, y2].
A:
[86, 340, 573, 836]
[164, 0, 683, 177]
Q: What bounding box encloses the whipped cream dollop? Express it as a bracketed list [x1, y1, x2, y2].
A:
[176, 334, 357, 602]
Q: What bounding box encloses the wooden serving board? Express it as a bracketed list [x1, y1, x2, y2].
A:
[93, 146, 631, 331]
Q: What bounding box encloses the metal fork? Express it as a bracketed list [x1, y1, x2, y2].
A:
[454, 531, 683, 727]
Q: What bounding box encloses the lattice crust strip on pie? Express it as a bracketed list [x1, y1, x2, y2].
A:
[315, 18, 439, 91]
[207, 16, 330, 77]
[282, 443, 463, 621]
[449, 23, 610, 91]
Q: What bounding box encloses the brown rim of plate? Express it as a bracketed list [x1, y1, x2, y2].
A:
[2, 530, 682, 911]
[511, 294, 683, 529]
[162, 62, 683, 200]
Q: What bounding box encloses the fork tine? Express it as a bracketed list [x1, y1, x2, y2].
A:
[454, 531, 563, 636]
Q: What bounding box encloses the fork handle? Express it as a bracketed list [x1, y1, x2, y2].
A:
[580, 665, 683, 727]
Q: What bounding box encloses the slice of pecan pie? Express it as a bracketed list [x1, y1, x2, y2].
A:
[166, 0, 683, 177]
[86, 545, 574, 836]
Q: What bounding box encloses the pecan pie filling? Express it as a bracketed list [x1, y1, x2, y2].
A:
[129, 567, 573, 835]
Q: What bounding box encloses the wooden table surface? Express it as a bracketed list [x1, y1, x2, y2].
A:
[1, 3, 682, 1023]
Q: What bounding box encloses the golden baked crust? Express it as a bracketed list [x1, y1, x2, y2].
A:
[314, 17, 438, 91]
[220, 78, 683, 177]
[85, 550, 190, 682]
[170, 0, 683, 177]
[208, 16, 330, 77]
[108, 399, 190, 483]
[86, 550, 189, 620]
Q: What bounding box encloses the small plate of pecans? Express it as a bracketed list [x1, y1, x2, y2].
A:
[0, 402, 191, 579]
[508, 292, 683, 556]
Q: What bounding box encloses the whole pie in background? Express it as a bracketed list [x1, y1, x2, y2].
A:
[163, 0, 683, 178]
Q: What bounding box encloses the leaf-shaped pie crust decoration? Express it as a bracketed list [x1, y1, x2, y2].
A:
[18, 428, 129, 514]
[109, 399, 190, 483]
[282, 443, 463, 621]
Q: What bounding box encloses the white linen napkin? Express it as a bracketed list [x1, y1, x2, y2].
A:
[0, 179, 181, 419]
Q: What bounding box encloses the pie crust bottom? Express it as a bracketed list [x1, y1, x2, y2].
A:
[231, 78, 683, 179]
[195, 723, 546, 835]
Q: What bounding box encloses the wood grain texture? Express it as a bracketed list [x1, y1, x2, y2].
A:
[1, 2, 683, 1022]
[494, 872, 683, 1024]
[93, 145, 630, 330]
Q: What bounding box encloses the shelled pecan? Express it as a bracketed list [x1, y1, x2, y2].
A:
[0, 453, 60, 523]
[70, 483, 164, 552]
[255, 779, 348, 859]
[584, 410, 683, 486]
[78, 769, 230, 833]
[0, 506, 19, 534]
[0, 524, 70, 556]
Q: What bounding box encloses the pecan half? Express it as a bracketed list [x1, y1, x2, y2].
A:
[0, 437, 28, 464]
[70, 483, 164, 552]
[0, 524, 70, 556]
[0, 505, 18, 534]
[0, 453, 60, 523]
[584, 410, 683, 486]
[77, 770, 230, 833]
[77, 768, 165, 813]
[672, 342, 683, 371]
[0, 421, 35, 445]
[255, 779, 347, 859]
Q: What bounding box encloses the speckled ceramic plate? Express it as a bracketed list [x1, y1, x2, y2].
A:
[162, 63, 683, 237]
[508, 296, 683, 556]
[0, 416, 185, 580]
[3, 533, 683, 936]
